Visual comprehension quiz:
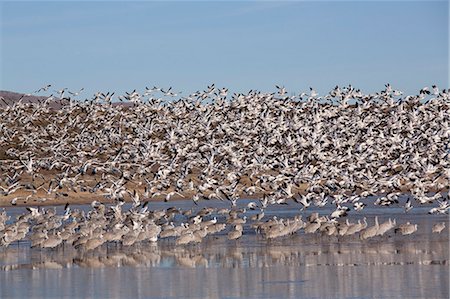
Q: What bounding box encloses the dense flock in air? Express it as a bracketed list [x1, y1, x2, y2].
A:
[0, 84, 448, 249]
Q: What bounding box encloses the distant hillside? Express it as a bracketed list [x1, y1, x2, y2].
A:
[0, 90, 66, 108]
[0, 90, 134, 108]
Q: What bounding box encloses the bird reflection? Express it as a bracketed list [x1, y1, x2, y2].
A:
[0, 234, 447, 271]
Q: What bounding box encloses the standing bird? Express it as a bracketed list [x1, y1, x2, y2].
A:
[360, 217, 379, 240]
[227, 224, 243, 240]
[432, 222, 446, 234]
[395, 222, 418, 235]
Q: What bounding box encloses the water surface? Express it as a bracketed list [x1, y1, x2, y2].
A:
[0, 199, 448, 298]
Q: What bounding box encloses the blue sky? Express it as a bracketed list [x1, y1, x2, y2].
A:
[1, 1, 448, 98]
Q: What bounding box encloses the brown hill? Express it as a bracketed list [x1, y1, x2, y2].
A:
[0, 90, 67, 109]
[0, 90, 134, 108]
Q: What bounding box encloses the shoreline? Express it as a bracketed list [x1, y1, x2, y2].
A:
[1, 180, 447, 208]
[0, 190, 279, 208]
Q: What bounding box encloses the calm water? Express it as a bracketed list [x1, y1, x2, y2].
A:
[0, 199, 448, 298]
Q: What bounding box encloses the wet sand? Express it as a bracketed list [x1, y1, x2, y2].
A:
[0, 199, 448, 298]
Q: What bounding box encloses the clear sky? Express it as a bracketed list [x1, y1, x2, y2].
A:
[1, 1, 448, 98]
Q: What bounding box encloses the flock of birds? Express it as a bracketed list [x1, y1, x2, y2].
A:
[0, 83, 448, 250]
[0, 202, 447, 250]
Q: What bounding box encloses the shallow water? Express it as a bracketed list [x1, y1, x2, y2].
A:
[0, 199, 449, 298]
